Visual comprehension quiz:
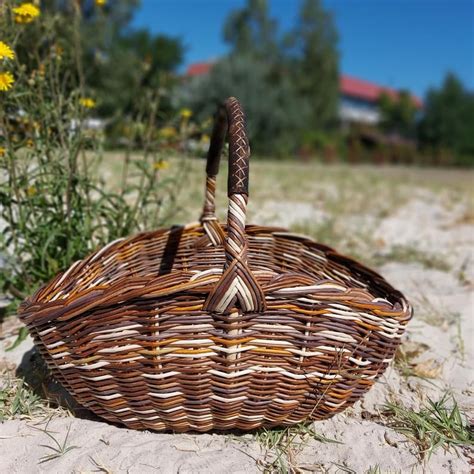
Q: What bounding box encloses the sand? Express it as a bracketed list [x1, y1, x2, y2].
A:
[1, 186, 473, 473]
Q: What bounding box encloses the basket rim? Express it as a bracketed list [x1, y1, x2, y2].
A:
[19, 221, 412, 323]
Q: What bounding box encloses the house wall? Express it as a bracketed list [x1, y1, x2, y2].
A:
[339, 95, 380, 125]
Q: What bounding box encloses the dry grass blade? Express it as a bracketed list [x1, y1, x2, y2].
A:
[365, 466, 403, 474]
[89, 455, 114, 473]
[256, 422, 341, 473]
[31, 421, 79, 464]
[394, 343, 443, 380]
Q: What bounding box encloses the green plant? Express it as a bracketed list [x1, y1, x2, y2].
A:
[383, 394, 473, 459]
[0, 373, 47, 420]
[0, 1, 188, 314]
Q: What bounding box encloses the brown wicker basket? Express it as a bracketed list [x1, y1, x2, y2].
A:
[19, 97, 412, 432]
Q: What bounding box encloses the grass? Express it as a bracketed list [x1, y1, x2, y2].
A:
[255, 422, 341, 473]
[0, 372, 48, 421]
[383, 393, 473, 460]
[290, 218, 345, 248]
[32, 420, 79, 464]
[365, 466, 404, 474]
[89, 456, 114, 473]
[413, 293, 461, 327]
[452, 317, 466, 362]
[100, 154, 474, 229]
[0, 353, 69, 421]
[373, 245, 452, 272]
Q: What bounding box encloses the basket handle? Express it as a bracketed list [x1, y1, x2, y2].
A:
[201, 97, 266, 314]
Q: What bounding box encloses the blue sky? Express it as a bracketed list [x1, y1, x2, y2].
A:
[131, 0, 474, 99]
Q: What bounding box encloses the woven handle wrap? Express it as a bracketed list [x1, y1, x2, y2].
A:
[202, 97, 266, 314]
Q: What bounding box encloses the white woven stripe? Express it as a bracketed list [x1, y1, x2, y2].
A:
[149, 391, 183, 398]
[89, 237, 125, 262]
[208, 366, 342, 380]
[190, 268, 222, 281]
[39, 326, 57, 336]
[142, 371, 180, 379]
[235, 276, 254, 311]
[53, 260, 81, 289]
[275, 282, 347, 294]
[229, 194, 246, 225]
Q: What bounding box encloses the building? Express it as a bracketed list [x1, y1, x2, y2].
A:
[339, 75, 422, 125]
[185, 62, 422, 125]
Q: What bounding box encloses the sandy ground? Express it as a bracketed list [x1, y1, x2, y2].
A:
[1, 164, 473, 473]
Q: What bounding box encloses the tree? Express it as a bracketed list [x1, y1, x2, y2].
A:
[178, 0, 340, 155]
[178, 54, 310, 155]
[14, 0, 184, 120]
[378, 90, 417, 138]
[223, 0, 278, 60]
[418, 73, 474, 164]
[288, 0, 339, 130]
[91, 30, 184, 116]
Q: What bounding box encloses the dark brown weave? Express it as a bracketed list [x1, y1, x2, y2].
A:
[18, 97, 412, 432]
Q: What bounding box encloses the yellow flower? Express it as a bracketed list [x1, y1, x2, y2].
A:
[0, 147, 6, 157]
[159, 126, 177, 139]
[0, 42, 15, 61]
[12, 3, 40, 24]
[95, 0, 107, 5]
[180, 108, 192, 119]
[0, 71, 14, 91]
[200, 133, 210, 144]
[26, 185, 36, 196]
[153, 160, 170, 170]
[79, 97, 96, 108]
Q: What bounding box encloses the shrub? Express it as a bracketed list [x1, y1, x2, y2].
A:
[0, 1, 187, 313]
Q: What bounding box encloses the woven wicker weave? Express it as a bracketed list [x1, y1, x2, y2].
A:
[19, 97, 412, 432]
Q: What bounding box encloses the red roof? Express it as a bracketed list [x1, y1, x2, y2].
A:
[340, 75, 422, 108]
[185, 62, 422, 108]
[186, 62, 213, 77]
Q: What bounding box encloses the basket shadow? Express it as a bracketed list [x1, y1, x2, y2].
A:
[158, 225, 185, 276]
[15, 346, 100, 423]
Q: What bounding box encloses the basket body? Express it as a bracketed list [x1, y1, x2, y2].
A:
[19, 223, 411, 432]
[19, 98, 412, 431]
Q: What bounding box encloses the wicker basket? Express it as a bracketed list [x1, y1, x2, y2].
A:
[19, 97, 412, 432]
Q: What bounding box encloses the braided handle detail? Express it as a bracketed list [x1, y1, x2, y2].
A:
[201, 98, 266, 314]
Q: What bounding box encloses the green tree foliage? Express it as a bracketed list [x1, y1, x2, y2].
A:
[178, 54, 310, 155]
[223, 0, 278, 60]
[21, 0, 184, 121]
[378, 90, 417, 138]
[418, 73, 474, 164]
[89, 29, 184, 117]
[181, 0, 339, 155]
[287, 0, 340, 130]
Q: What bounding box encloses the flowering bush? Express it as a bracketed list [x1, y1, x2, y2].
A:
[0, 1, 190, 313]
